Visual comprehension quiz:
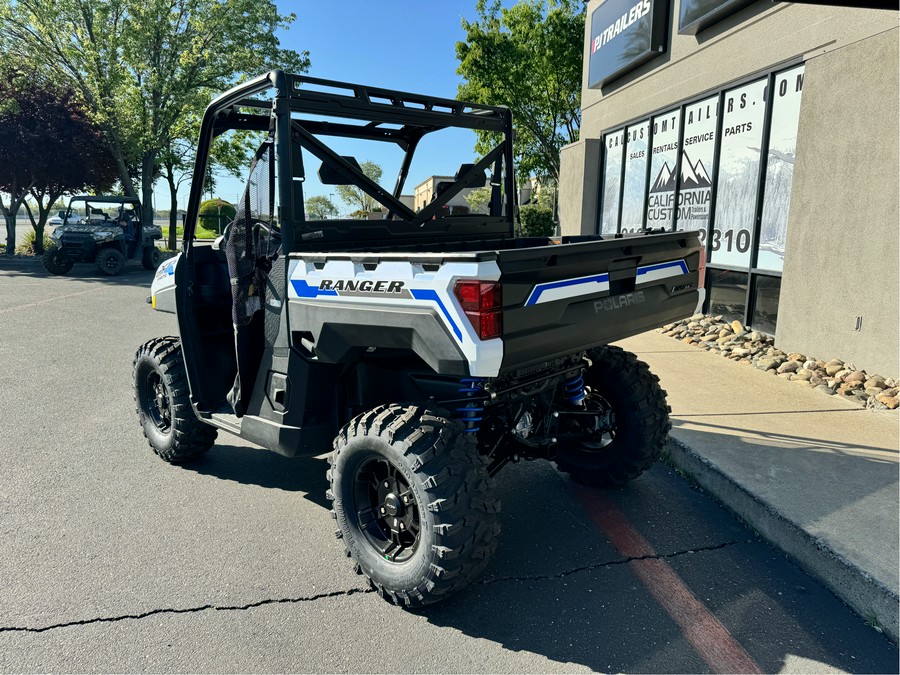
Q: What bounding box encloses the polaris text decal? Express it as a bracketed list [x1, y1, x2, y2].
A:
[594, 291, 645, 313]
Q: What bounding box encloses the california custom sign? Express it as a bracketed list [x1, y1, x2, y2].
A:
[588, 0, 669, 88]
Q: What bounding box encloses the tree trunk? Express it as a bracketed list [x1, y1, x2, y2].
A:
[141, 151, 156, 229]
[166, 172, 178, 251]
[4, 213, 15, 255]
[107, 128, 139, 200]
[27, 189, 61, 255]
[1, 190, 27, 255]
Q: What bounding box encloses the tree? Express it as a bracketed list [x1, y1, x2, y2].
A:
[1, 0, 309, 229]
[465, 186, 493, 214]
[305, 195, 339, 220]
[0, 68, 117, 254]
[456, 0, 584, 184]
[335, 161, 384, 215]
[517, 204, 555, 237]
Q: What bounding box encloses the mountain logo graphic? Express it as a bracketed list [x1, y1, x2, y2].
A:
[649, 153, 712, 193]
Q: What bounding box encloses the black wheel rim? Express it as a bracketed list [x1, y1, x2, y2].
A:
[353, 456, 420, 563]
[144, 370, 172, 433]
[104, 254, 120, 272]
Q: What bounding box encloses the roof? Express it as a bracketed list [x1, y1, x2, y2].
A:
[70, 195, 141, 205]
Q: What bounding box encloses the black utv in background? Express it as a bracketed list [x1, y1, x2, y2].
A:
[44, 195, 162, 276]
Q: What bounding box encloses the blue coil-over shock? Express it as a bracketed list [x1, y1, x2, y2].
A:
[457, 377, 486, 433]
[562, 371, 586, 405]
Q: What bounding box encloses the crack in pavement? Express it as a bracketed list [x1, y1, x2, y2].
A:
[0, 587, 374, 634]
[0, 541, 744, 635]
[478, 540, 744, 585]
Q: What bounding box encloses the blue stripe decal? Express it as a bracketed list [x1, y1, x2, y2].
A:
[525, 259, 690, 306]
[636, 260, 689, 276]
[410, 289, 463, 341]
[290, 279, 338, 298]
[525, 273, 609, 306]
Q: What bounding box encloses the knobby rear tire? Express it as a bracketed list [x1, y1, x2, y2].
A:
[555, 345, 671, 488]
[328, 404, 500, 608]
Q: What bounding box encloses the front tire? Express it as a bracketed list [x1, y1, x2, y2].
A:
[142, 245, 161, 270]
[133, 336, 217, 463]
[554, 346, 671, 488]
[328, 404, 500, 607]
[96, 247, 126, 275]
[43, 247, 73, 275]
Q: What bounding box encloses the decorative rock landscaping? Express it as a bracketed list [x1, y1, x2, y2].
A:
[658, 315, 899, 411]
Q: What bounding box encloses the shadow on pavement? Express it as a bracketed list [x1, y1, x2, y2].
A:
[184, 443, 331, 509]
[0, 256, 158, 289]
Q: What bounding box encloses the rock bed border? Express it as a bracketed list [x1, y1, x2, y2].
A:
[657, 315, 899, 411]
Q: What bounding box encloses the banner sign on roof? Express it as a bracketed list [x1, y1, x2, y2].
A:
[588, 0, 669, 88]
[678, 0, 756, 35]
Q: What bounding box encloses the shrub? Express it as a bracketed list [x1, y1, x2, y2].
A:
[15, 230, 53, 255]
[517, 205, 555, 238]
[198, 198, 236, 234]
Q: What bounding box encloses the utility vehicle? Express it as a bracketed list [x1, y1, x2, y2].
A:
[45, 195, 162, 276]
[134, 71, 703, 606]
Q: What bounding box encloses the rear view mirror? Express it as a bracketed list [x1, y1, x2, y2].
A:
[57, 211, 66, 219]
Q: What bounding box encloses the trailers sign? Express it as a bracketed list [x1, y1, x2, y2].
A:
[588, 0, 669, 88]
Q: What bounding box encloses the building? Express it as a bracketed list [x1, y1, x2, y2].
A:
[559, 0, 898, 375]
[413, 176, 474, 213]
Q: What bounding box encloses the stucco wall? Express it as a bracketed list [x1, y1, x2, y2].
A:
[776, 28, 899, 376]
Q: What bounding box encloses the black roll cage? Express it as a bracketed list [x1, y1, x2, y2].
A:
[182, 70, 516, 254]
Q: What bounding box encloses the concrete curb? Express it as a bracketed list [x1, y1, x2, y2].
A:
[664, 435, 899, 644]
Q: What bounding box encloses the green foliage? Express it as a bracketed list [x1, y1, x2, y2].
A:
[198, 198, 235, 235]
[174, 223, 219, 240]
[534, 183, 557, 211]
[199, 198, 236, 220]
[465, 186, 493, 213]
[305, 195, 339, 220]
[15, 229, 53, 255]
[517, 204, 555, 238]
[456, 0, 584, 183]
[1, 0, 309, 210]
[335, 161, 384, 215]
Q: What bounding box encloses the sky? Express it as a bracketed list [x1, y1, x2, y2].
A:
[158, 1, 507, 215]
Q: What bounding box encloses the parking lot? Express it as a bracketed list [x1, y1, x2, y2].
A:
[0, 259, 896, 673]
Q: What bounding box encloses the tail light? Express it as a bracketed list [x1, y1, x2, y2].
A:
[454, 280, 502, 340]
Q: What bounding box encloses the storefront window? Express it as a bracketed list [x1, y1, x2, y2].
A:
[712, 78, 767, 268]
[595, 65, 804, 333]
[751, 275, 781, 335]
[646, 109, 680, 230]
[600, 130, 624, 234]
[708, 268, 748, 324]
[677, 95, 717, 236]
[758, 65, 804, 272]
[620, 120, 649, 233]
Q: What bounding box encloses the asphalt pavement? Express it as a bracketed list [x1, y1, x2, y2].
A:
[0, 258, 896, 673]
